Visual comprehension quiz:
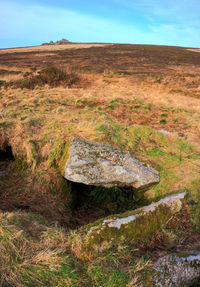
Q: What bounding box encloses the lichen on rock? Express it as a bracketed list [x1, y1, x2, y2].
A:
[150, 251, 200, 287]
[62, 137, 159, 189]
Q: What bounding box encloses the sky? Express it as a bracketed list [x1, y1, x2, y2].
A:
[0, 0, 200, 48]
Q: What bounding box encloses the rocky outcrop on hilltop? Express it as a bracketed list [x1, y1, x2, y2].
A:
[42, 38, 71, 45]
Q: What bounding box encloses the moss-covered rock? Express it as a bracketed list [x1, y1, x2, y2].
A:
[69, 192, 186, 260]
[59, 140, 71, 176]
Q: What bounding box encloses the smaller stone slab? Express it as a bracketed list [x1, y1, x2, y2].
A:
[64, 137, 159, 189]
[70, 192, 185, 259]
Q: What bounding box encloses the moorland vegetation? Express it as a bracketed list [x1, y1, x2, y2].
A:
[0, 43, 199, 286]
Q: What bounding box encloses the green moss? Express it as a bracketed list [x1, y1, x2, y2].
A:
[85, 205, 173, 249]
[59, 140, 71, 176]
[48, 137, 65, 167]
[71, 200, 180, 259]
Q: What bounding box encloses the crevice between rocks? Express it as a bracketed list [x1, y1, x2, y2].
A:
[65, 179, 145, 227]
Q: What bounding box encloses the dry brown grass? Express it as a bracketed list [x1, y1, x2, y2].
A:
[0, 43, 199, 287]
[0, 211, 68, 286]
[0, 71, 199, 154]
[0, 71, 199, 223]
[0, 43, 111, 54]
[1, 44, 200, 99]
[0, 65, 29, 72]
[187, 48, 200, 53]
[0, 73, 23, 82]
[11, 66, 81, 89]
[0, 44, 199, 219]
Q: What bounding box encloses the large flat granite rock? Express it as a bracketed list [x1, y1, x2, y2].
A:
[63, 137, 159, 189]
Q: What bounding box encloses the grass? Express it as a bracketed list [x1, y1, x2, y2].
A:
[159, 119, 167, 124]
[186, 180, 200, 231]
[87, 264, 128, 287]
[0, 43, 199, 286]
[1, 44, 200, 99]
[0, 211, 90, 287]
[0, 211, 154, 287]
[0, 84, 199, 220]
[1, 210, 173, 287]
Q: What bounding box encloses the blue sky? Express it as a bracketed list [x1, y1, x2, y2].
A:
[0, 0, 200, 48]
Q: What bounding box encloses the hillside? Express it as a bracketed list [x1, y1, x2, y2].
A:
[0, 43, 200, 286]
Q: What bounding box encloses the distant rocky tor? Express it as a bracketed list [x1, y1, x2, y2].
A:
[41, 38, 71, 45]
[61, 137, 159, 189]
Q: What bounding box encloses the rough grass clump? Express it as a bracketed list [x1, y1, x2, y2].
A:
[12, 66, 80, 89]
[0, 211, 80, 287]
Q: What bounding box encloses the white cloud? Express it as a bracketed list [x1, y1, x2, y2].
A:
[0, 1, 152, 45]
[0, 0, 199, 48]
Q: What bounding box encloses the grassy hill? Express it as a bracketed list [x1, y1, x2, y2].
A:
[0, 43, 199, 286]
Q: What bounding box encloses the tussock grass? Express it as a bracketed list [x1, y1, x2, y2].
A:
[10, 66, 81, 89]
[0, 212, 65, 286]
